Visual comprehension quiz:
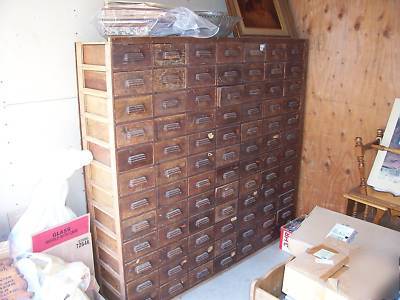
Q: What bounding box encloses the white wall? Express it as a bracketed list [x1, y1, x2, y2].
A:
[0, 0, 227, 240]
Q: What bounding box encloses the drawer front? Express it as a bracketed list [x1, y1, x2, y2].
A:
[159, 275, 189, 300]
[262, 183, 280, 202]
[188, 42, 216, 65]
[266, 43, 287, 61]
[240, 157, 264, 178]
[265, 81, 284, 99]
[120, 189, 157, 220]
[112, 43, 152, 71]
[258, 214, 276, 234]
[116, 120, 154, 148]
[259, 200, 277, 218]
[188, 226, 215, 250]
[283, 146, 298, 161]
[215, 200, 237, 223]
[159, 257, 188, 284]
[188, 245, 214, 270]
[280, 177, 296, 194]
[286, 112, 300, 129]
[157, 158, 187, 185]
[237, 239, 257, 261]
[285, 62, 304, 79]
[188, 190, 216, 216]
[157, 199, 188, 226]
[214, 217, 238, 240]
[284, 97, 301, 113]
[264, 149, 282, 169]
[237, 224, 257, 243]
[284, 80, 303, 96]
[115, 95, 153, 123]
[216, 144, 240, 168]
[243, 63, 264, 82]
[125, 250, 161, 282]
[262, 166, 280, 185]
[216, 42, 243, 64]
[189, 209, 215, 234]
[215, 181, 239, 205]
[157, 179, 188, 207]
[239, 173, 261, 197]
[188, 171, 216, 196]
[153, 43, 186, 67]
[158, 219, 189, 247]
[217, 85, 245, 107]
[238, 190, 261, 211]
[217, 64, 243, 86]
[187, 88, 216, 111]
[216, 105, 241, 127]
[241, 120, 262, 141]
[113, 70, 152, 98]
[216, 125, 240, 148]
[265, 62, 284, 81]
[214, 251, 236, 273]
[187, 66, 216, 88]
[126, 270, 159, 300]
[187, 151, 216, 176]
[155, 114, 186, 140]
[277, 204, 295, 226]
[244, 43, 265, 62]
[123, 231, 159, 262]
[216, 162, 240, 186]
[240, 138, 263, 158]
[258, 230, 276, 248]
[283, 129, 300, 145]
[153, 68, 186, 93]
[189, 260, 214, 287]
[119, 166, 156, 196]
[214, 233, 236, 256]
[155, 136, 188, 163]
[281, 160, 297, 177]
[244, 82, 265, 102]
[241, 102, 263, 122]
[263, 99, 284, 117]
[186, 109, 216, 133]
[263, 116, 284, 134]
[238, 208, 258, 228]
[188, 131, 216, 155]
[122, 210, 157, 242]
[159, 238, 189, 266]
[287, 42, 304, 61]
[154, 91, 187, 117]
[264, 132, 282, 151]
[278, 189, 296, 208]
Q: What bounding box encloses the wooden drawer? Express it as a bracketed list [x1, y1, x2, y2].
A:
[112, 43, 152, 72]
[244, 82, 265, 102]
[120, 189, 157, 220]
[216, 125, 240, 148]
[159, 275, 189, 300]
[241, 120, 262, 141]
[157, 199, 188, 226]
[265, 62, 284, 81]
[277, 204, 295, 226]
[240, 157, 264, 178]
[215, 200, 237, 223]
[153, 68, 186, 93]
[285, 62, 303, 79]
[264, 149, 282, 169]
[262, 183, 280, 202]
[153, 43, 186, 67]
[115, 95, 153, 123]
[216, 162, 240, 186]
[216, 64, 243, 86]
[159, 238, 188, 266]
[187, 66, 216, 88]
[216, 144, 240, 168]
[188, 131, 216, 155]
[189, 209, 215, 234]
[214, 216, 238, 240]
[116, 120, 154, 148]
[263, 99, 284, 117]
[263, 116, 284, 134]
[188, 226, 215, 250]
[284, 97, 301, 113]
[287, 42, 304, 61]
[121, 210, 157, 242]
[188, 42, 216, 65]
[189, 260, 214, 287]
[265, 81, 284, 99]
[238, 208, 258, 228]
[258, 230, 276, 248]
[286, 112, 300, 129]
[187, 151, 216, 176]
[243, 63, 264, 82]
[238, 190, 261, 211]
[258, 214, 276, 233]
[284, 80, 303, 96]
[214, 233, 236, 257]
[119, 166, 156, 197]
[188, 171, 216, 196]
[262, 166, 280, 185]
[158, 219, 189, 247]
[154, 91, 187, 117]
[157, 179, 188, 207]
[237, 239, 258, 261]
[216, 105, 241, 127]
[188, 245, 214, 270]
[188, 190, 216, 216]
[283, 146, 298, 161]
[113, 70, 152, 98]
[281, 160, 297, 177]
[217, 85, 245, 107]
[244, 43, 265, 62]
[125, 250, 161, 282]
[214, 251, 236, 273]
[126, 270, 159, 300]
[155, 114, 186, 140]
[215, 181, 239, 205]
[123, 231, 159, 262]
[278, 189, 296, 208]
[186, 109, 216, 133]
[280, 177, 296, 194]
[266, 43, 287, 61]
[259, 200, 277, 218]
[187, 87, 216, 111]
[155, 136, 188, 163]
[240, 138, 263, 158]
[241, 101, 263, 122]
[237, 224, 257, 243]
[239, 173, 261, 197]
[216, 42, 243, 64]
[159, 256, 188, 284]
[157, 158, 187, 185]
[283, 129, 300, 145]
[264, 132, 282, 151]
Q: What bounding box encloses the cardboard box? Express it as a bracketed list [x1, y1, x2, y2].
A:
[279, 215, 306, 254]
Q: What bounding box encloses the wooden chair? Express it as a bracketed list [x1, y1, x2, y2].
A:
[344, 129, 400, 224]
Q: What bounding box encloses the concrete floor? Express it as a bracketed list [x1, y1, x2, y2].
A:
[180, 241, 290, 300]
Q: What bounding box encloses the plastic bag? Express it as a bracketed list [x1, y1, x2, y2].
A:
[8, 149, 93, 259]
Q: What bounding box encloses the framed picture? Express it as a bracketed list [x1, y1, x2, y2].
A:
[226, 0, 296, 37]
[368, 99, 400, 196]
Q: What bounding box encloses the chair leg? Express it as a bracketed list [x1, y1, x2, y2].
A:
[373, 209, 385, 224]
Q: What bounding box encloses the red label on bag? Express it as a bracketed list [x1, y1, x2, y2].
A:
[32, 214, 89, 252]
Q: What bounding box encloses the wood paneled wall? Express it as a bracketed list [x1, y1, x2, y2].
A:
[289, 0, 400, 214]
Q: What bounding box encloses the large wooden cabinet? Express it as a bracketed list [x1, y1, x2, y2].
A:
[76, 36, 307, 300]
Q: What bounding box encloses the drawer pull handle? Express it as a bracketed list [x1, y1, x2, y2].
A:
[162, 74, 180, 84]
[195, 158, 211, 169]
[195, 72, 212, 81]
[195, 234, 210, 246]
[164, 166, 182, 178]
[162, 50, 180, 60]
[263, 204, 274, 214]
[270, 86, 281, 94]
[287, 117, 299, 125]
[195, 94, 212, 103]
[130, 198, 149, 210]
[168, 283, 184, 295]
[166, 208, 182, 220]
[271, 49, 283, 57]
[222, 188, 235, 198]
[288, 101, 299, 109]
[286, 133, 297, 141]
[266, 173, 277, 181]
[131, 220, 150, 233]
[223, 132, 237, 141]
[222, 206, 234, 216]
[263, 219, 274, 228]
[133, 241, 151, 253]
[268, 121, 281, 130]
[125, 128, 145, 139]
[223, 112, 237, 120]
[242, 244, 253, 254]
[136, 280, 153, 293]
[165, 187, 182, 198]
[248, 69, 262, 76]
[242, 229, 255, 238]
[135, 261, 152, 274]
[195, 217, 210, 227]
[196, 268, 210, 279]
[248, 88, 261, 96]
[162, 98, 180, 109]
[223, 170, 236, 180]
[123, 51, 144, 62]
[267, 139, 279, 147]
[167, 228, 183, 239]
[195, 197, 211, 208]
[270, 67, 283, 75]
[220, 256, 233, 266]
[128, 176, 147, 188]
[224, 49, 239, 57]
[247, 107, 260, 116]
[195, 49, 213, 58]
[223, 151, 236, 161]
[223, 70, 239, 78]
[195, 137, 212, 147]
[195, 179, 211, 189]
[282, 210, 292, 219]
[283, 196, 293, 205]
[227, 91, 241, 100]
[126, 103, 145, 114]
[221, 223, 233, 233]
[249, 49, 263, 56]
[290, 84, 301, 91]
[167, 265, 183, 277]
[285, 149, 296, 158]
[262, 234, 273, 243]
[284, 165, 294, 173]
[244, 196, 256, 206]
[247, 127, 258, 136]
[167, 246, 183, 259]
[246, 145, 258, 153]
[283, 181, 293, 189]
[264, 188, 275, 197]
[128, 153, 146, 164]
[221, 239, 233, 250]
[245, 162, 258, 172]
[195, 116, 211, 125]
[125, 78, 145, 87]
[163, 122, 181, 132]
[269, 104, 281, 112]
[195, 252, 209, 263]
[243, 213, 255, 222]
[266, 156, 278, 165]
[164, 145, 181, 155]
[245, 180, 257, 189]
